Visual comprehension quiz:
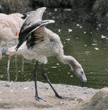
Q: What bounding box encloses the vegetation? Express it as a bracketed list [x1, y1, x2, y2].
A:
[0, 0, 30, 14]
[0, 0, 108, 29]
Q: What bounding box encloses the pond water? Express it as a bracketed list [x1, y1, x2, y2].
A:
[0, 9, 108, 89]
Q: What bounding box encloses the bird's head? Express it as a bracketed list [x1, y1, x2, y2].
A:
[73, 66, 87, 87]
[66, 56, 87, 87]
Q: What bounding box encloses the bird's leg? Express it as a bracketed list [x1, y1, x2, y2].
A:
[42, 64, 68, 99]
[0, 41, 2, 60]
[7, 55, 11, 81]
[6, 42, 11, 82]
[15, 55, 18, 81]
[34, 61, 46, 102]
[15, 39, 18, 81]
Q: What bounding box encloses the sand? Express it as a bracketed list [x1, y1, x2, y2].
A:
[0, 81, 107, 110]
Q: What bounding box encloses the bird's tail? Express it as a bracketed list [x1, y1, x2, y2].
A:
[7, 42, 26, 55]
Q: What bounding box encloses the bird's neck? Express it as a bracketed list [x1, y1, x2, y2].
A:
[56, 53, 81, 69]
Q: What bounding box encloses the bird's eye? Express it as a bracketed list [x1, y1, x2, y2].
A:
[81, 71, 83, 74]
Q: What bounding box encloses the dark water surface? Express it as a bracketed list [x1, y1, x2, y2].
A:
[0, 9, 108, 89]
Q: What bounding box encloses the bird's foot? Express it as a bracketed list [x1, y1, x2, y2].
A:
[55, 93, 68, 99]
[35, 96, 46, 102]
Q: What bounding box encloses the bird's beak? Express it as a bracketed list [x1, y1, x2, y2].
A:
[81, 81, 86, 87]
[80, 73, 87, 87]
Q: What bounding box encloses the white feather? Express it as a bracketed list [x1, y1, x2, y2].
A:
[0, 13, 25, 43]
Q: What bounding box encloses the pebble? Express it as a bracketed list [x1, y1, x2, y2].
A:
[80, 26, 83, 28]
[68, 29, 72, 32]
[77, 24, 80, 26]
[94, 47, 99, 50]
[0, 81, 99, 96]
[5, 81, 11, 87]
[66, 38, 70, 41]
[58, 29, 61, 32]
[101, 35, 106, 39]
[84, 31, 86, 34]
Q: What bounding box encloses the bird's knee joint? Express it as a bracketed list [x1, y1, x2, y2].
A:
[42, 73, 47, 78]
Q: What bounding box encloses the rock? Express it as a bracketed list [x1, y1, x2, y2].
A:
[73, 87, 108, 110]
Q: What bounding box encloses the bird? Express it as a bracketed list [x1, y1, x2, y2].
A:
[9, 13, 25, 29]
[0, 13, 25, 82]
[8, 7, 87, 101]
[9, 13, 25, 74]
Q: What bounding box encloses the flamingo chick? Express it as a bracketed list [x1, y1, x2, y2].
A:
[8, 7, 87, 101]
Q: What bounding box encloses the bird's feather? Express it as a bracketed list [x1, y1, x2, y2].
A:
[16, 21, 50, 50]
[16, 7, 55, 50]
[26, 31, 44, 49]
[16, 7, 46, 50]
[21, 11, 35, 19]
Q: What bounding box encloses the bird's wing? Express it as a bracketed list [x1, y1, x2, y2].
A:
[21, 11, 35, 19]
[16, 20, 55, 50]
[21, 7, 46, 29]
[16, 22, 42, 50]
[15, 7, 47, 51]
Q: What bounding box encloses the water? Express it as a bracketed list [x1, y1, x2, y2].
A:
[0, 9, 108, 89]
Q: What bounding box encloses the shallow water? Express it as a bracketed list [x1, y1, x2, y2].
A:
[0, 9, 108, 89]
